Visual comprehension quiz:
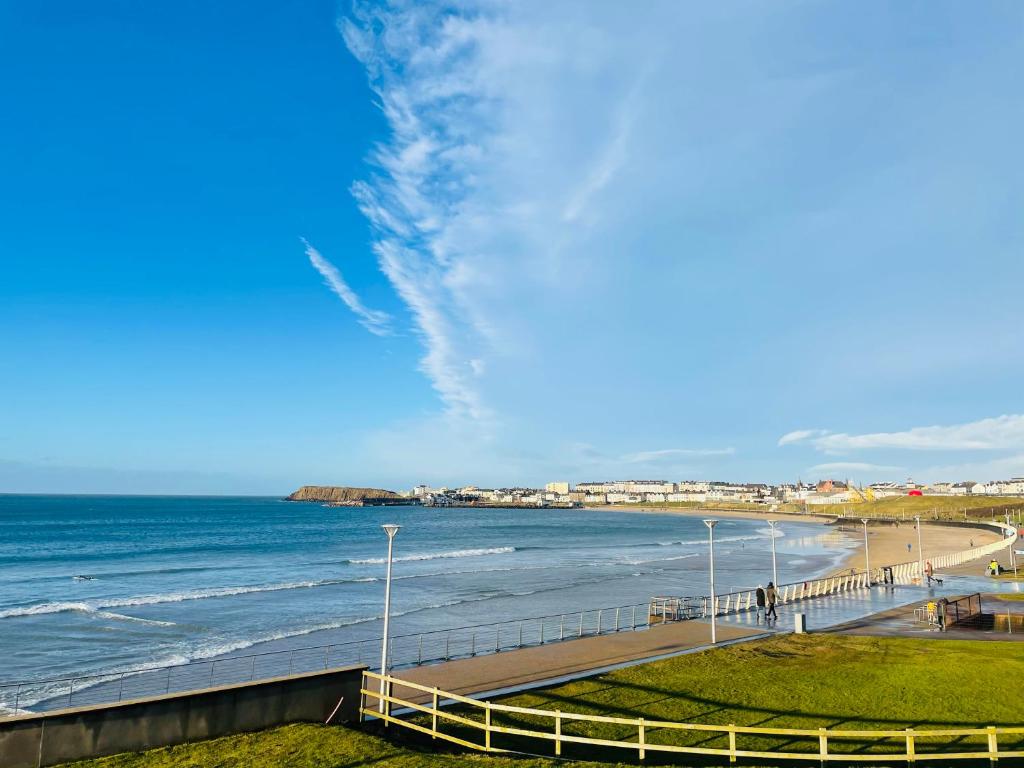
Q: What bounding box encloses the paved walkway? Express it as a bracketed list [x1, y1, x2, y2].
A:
[381, 571, 1024, 706]
[827, 593, 1024, 642]
[391, 619, 760, 703]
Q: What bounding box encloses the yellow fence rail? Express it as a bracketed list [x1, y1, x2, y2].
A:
[360, 671, 1024, 764]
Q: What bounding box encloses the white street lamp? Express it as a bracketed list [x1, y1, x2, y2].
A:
[914, 516, 923, 583]
[861, 518, 871, 585]
[704, 519, 718, 644]
[1007, 513, 1018, 576]
[379, 523, 401, 714]
[767, 520, 779, 587]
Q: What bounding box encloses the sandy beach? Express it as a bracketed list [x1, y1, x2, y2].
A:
[587, 504, 1002, 577]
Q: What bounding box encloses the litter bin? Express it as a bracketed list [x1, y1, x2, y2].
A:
[794, 613, 807, 634]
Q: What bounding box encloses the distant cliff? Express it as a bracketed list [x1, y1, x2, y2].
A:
[286, 485, 403, 503]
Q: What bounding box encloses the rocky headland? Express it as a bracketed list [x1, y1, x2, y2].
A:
[285, 485, 404, 504]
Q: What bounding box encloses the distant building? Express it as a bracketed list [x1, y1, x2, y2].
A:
[545, 481, 570, 495]
[816, 479, 848, 493]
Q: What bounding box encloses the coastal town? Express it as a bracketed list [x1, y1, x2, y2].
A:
[408, 477, 1024, 507]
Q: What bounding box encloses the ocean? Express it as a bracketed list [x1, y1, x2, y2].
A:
[0, 495, 854, 689]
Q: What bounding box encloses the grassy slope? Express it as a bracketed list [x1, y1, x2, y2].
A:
[63, 636, 1024, 767]
[797, 495, 1022, 519]
[610, 495, 1023, 519]
[57, 724, 592, 768]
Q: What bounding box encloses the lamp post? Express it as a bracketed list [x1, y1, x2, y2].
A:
[704, 519, 718, 644]
[379, 523, 401, 714]
[914, 516, 923, 582]
[767, 520, 779, 587]
[861, 518, 871, 584]
[1007, 513, 1018, 576]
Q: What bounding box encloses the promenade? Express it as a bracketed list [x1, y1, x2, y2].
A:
[395, 618, 762, 702]
[391, 574, 1023, 703]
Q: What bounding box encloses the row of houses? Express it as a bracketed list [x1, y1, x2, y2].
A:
[407, 476, 1024, 508]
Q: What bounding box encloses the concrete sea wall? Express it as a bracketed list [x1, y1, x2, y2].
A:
[0, 665, 366, 768]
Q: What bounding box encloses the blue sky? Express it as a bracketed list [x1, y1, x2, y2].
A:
[2, 1, 1023, 494]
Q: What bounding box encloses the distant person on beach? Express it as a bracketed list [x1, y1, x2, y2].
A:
[755, 584, 766, 623]
[907, 543, 912, 553]
[970, 539, 974, 548]
[765, 581, 778, 622]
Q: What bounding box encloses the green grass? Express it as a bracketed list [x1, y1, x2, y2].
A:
[56, 723, 600, 768]
[60, 636, 1024, 767]
[601, 495, 1024, 523]
[431, 634, 1024, 761]
[802, 494, 1023, 520]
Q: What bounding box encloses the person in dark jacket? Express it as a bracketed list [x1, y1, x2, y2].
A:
[765, 581, 778, 622]
[755, 584, 766, 623]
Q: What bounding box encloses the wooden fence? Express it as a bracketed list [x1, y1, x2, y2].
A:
[361, 670, 1024, 764]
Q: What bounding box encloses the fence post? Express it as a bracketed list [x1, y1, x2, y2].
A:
[597, 609, 603, 635]
[560, 614, 565, 640]
[579, 613, 584, 637]
[209, 660, 216, 687]
[632, 604, 637, 629]
[432, 687, 439, 738]
[729, 724, 737, 763]
[988, 725, 999, 766]
[485, 702, 492, 751]
[445, 633, 450, 660]
[819, 727, 828, 767]
[905, 728, 915, 765]
[615, 607, 621, 631]
[518, 623, 523, 648]
[540, 622, 545, 645]
[117, 673, 125, 702]
[555, 710, 562, 756]
[638, 717, 646, 760]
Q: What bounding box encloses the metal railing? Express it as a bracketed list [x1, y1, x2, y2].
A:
[362, 670, 1024, 764]
[3, 522, 1015, 717]
[0, 601, 650, 716]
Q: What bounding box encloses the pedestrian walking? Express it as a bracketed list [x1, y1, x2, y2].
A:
[925, 560, 934, 585]
[765, 581, 778, 622]
[755, 584, 766, 623]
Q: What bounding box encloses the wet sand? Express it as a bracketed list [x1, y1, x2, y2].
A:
[587, 504, 1002, 576]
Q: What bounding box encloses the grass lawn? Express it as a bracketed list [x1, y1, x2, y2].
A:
[428, 634, 1024, 761]
[800, 495, 1023, 520]
[62, 635, 1024, 767]
[57, 723, 590, 768]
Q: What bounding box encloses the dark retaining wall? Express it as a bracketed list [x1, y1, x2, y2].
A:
[0, 665, 366, 768]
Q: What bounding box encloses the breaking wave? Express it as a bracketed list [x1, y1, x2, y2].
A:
[347, 546, 516, 565]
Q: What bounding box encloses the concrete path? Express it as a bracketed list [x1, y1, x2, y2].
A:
[390, 619, 760, 703]
[378, 551, 1024, 707]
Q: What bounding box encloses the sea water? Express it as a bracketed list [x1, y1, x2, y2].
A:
[0, 495, 853, 686]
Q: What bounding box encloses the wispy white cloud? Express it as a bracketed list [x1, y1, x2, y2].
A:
[810, 415, 1024, 453]
[807, 461, 904, 475]
[302, 238, 392, 337]
[778, 429, 828, 447]
[624, 447, 735, 463]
